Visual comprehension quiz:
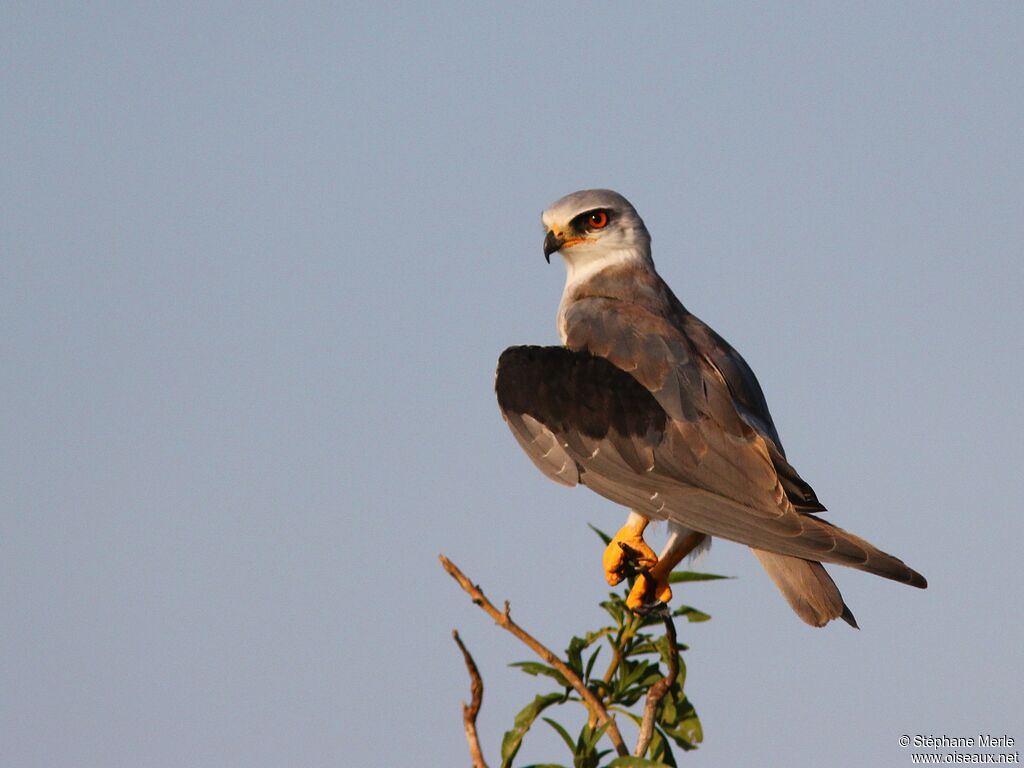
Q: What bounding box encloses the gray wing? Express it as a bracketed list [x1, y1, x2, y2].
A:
[497, 320, 926, 588]
[678, 310, 782, 446]
[680, 310, 826, 512]
[563, 296, 825, 512]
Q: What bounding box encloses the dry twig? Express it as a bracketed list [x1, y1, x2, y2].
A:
[634, 609, 680, 757]
[439, 554, 629, 758]
[452, 629, 488, 768]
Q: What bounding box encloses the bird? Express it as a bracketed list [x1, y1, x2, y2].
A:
[495, 189, 927, 628]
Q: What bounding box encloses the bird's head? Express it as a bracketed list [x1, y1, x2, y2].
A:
[541, 189, 651, 266]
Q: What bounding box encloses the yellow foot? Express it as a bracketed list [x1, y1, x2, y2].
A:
[603, 513, 657, 586]
[626, 567, 673, 610]
[624, 527, 708, 611]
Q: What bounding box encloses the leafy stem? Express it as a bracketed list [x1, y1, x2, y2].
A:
[443, 525, 728, 767]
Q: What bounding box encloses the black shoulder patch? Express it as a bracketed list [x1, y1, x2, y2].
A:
[496, 345, 666, 439]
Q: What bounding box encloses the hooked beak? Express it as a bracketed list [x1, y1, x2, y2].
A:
[543, 230, 564, 263]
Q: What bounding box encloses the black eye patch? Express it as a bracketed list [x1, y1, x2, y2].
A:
[571, 208, 613, 232]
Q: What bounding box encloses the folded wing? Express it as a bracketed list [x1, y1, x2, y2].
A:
[495, 342, 926, 589]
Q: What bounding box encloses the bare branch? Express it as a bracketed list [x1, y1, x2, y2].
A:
[438, 554, 629, 758]
[452, 629, 488, 768]
[634, 609, 680, 757]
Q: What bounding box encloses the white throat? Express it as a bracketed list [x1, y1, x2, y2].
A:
[561, 245, 650, 292]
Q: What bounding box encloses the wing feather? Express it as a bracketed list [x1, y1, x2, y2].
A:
[496, 341, 926, 589]
[502, 410, 579, 487]
[564, 299, 705, 422]
[681, 310, 827, 511]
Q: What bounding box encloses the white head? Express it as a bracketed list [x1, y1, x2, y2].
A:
[541, 189, 653, 284]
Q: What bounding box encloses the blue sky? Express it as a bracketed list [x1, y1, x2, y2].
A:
[3, 3, 1022, 766]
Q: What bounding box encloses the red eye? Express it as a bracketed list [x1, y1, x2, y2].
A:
[588, 211, 609, 229]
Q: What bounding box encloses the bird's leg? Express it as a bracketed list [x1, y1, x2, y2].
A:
[626, 524, 708, 610]
[603, 510, 657, 586]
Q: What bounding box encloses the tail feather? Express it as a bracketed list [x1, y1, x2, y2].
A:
[811, 517, 928, 590]
[752, 548, 858, 628]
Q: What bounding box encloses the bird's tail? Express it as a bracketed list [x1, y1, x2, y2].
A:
[751, 549, 858, 628]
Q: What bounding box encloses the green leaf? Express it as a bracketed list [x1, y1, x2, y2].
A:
[626, 639, 660, 656]
[662, 714, 703, 751]
[648, 727, 677, 767]
[600, 596, 626, 627]
[509, 661, 571, 687]
[588, 524, 612, 545]
[570, 721, 610, 768]
[583, 628, 612, 647]
[565, 636, 586, 676]
[500, 692, 567, 768]
[668, 570, 732, 583]
[616, 659, 661, 694]
[583, 645, 602, 683]
[636, 612, 670, 631]
[541, 717, 576, 754]
[606, 757, 674, 767]
[656, 689, 703, 751]
[671, 605, 712, 622]
[577, 720, 610, 753]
